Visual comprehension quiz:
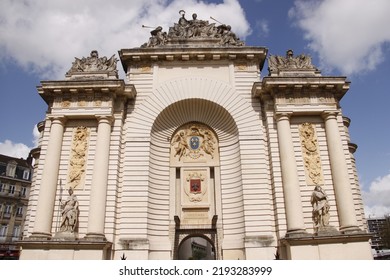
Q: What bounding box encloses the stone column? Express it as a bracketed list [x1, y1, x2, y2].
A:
[31, 116, 65, 239]
[84, 115, 112, 240]
[322, 111, 360, 233]
[275, 113, 307, 236]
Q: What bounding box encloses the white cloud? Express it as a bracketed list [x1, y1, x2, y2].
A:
[0, 126, 40, 159]
[289, 0, 390, 75]
[255, 19, 269, 38]
[362, 172, 390, 218]
[0, 140, 31, 159]
[0, 0, 250, 79]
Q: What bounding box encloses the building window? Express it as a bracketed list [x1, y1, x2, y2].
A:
[4, 205, 11, 214]
[0, 225, 8, 237]
[16, 206, 23, 216]
[23, 169, 30, 180]
[0, 183, 5, 193]
[12, 225, 20, 238]
[8, 185, 15, 195]
[6, 161, 17, 177]
[20, 187, 27, 197]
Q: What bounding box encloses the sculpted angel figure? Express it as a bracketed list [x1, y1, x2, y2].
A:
[172, 131, 189, 161]
[200, 130, 215, 158]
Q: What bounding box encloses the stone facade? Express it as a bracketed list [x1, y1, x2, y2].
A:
[20, 12, 371, 260]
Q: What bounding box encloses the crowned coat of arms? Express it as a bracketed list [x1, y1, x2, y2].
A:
[171, 124, 216, 162]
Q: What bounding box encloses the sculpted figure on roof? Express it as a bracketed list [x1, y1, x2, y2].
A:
[142, 10, 244, 47]
[66, 50, 118, 74]
[268, 49, 316, 72]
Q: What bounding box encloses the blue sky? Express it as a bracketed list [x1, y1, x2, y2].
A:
[0, 0, 389, 217]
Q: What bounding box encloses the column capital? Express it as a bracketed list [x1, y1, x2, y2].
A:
[48, 115, 67, 125]
[321, 110, 339, 120]
[95, 114, 114, 124]
[275, 111, 293, 122]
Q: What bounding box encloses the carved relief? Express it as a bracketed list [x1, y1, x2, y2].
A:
[299, 123, 323, 185]
[184, 172, 207, 202]
[68, 126, 89, 189]
[171, 123, 217, 162]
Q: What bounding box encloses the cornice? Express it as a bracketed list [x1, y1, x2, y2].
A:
[252, 76, 350, 101]
[37, 79, 136, 104]
[119, 46, 268, 71]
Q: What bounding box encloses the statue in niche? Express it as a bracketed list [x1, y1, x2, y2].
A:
[310, 185, 330, 233]
[59, 188, 79, 233]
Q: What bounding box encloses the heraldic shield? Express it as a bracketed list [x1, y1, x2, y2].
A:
[170, 123, 218, 164]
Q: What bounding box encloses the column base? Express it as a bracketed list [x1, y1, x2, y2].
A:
[285, 229, 311, 238]
[340, 225, 363, 234]
[53, 231, 78, 241]
[28, 232, 52, 240]
[84, 232, 107, 241]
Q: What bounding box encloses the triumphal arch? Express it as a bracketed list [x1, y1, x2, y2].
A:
[20, 11, 372, 259]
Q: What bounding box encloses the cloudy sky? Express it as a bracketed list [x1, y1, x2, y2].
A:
[0, 0, 389, 218]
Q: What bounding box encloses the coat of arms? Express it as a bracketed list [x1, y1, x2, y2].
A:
[171, 124, 216, 161]
[185, 172, 206, 202]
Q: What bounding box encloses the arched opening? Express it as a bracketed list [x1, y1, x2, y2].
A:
[178, 235, 216, 260]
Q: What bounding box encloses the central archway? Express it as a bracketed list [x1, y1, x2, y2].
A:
[178, 235, 216, 260]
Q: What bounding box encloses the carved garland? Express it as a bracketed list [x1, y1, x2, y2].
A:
[68, 126, 89, 189]
[299, 123, 323, 185]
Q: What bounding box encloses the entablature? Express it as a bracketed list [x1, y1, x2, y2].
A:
[37, 80, 135, 118]
[38, 80, 136, 104]
[252, 76, 350, 101]
[119, 46, 268, 72]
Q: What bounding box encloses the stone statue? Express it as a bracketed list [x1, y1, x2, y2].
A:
[59, 188, 79, 233]
[145, 26, 168, 47]
[310, 185, 330, 233]
[142, 10, 244, 47]
[217, 24, 243, 46]
[66, 50, 118, 74]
